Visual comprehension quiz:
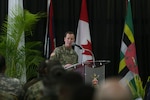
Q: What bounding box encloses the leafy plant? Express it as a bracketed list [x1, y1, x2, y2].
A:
[0, 8, 45, 83]
[128, 75, 145, 99]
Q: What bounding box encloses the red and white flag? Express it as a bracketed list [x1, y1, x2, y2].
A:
[49, 0, 55, 52]
[44, 0, 56, 59]
[75, 0, 93, 63]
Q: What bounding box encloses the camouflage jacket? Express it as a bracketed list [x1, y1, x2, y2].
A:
[0, 91, 17, 100]
[0, 74, 24, 98]
[24, 80, 44, 100]
[50, 45, 78, 66]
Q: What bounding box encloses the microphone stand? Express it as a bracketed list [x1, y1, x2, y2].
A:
[82, 48, 96, 68]
[73, 43, 96, 68]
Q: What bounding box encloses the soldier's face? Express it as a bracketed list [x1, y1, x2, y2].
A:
[64, 33, 75, 48]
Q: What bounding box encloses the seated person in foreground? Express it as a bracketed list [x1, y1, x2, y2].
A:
[0, 54, 24, 99]
[41, 60, 66, 100]
[50, 31, 78, 69]
[23, 60, 48, 100]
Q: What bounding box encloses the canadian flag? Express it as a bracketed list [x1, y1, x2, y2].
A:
[75, 0, 93, 63]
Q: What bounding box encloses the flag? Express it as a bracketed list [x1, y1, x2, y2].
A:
[44, 0, 55, 59]
[119, 1, 142, 99]
[75, 0, 93, 63]
[119, 0, 139, 82]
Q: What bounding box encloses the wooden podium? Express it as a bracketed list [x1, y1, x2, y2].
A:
[65, 60, 110, 84]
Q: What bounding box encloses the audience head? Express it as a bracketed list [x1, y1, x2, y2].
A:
[64, 31, 75, 48]
[37, 60, 48, 77]
[45, 60, 65, 83]
[0, 54, 6, 73]
[58, 71, 84, 100]
[94, 77, 132, 100]
[72, 84, 95, 100]
[42, 60, 66, 100]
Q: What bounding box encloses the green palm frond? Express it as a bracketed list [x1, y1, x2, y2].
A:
[25, 41, 44, 67]
[128, 75, 145, 99]
[0, 7, 45, 82]
[24, 10, 46, 33]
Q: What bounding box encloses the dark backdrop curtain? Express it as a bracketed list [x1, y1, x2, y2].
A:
[23, 0, 47, 52]
[0, 0, 149, 84]
[0, 0, 8, 34]
[87, 0, 126, 78]
[131, 0, 150, 84]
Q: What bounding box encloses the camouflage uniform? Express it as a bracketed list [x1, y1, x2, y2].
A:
[50, 44, 78, 66]
[0, 91, 18, 100]
[0, 74, 24, 99]
[24, 80, 44, 100]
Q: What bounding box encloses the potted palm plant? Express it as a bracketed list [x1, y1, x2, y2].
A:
[0, 8, 45, 83]
[128, 75, 145, 100]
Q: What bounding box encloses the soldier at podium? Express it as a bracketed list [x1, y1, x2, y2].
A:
[50, 31, 78, 69]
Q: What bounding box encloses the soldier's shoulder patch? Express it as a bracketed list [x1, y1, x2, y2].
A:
[50, 52, 55, 56]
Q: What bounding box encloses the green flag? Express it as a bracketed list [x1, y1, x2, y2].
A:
[119, 0, 139, 82]
[118, 0, 145, 99]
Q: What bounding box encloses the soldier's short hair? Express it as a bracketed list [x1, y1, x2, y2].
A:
[0, 54, 6, 72]
[64, 31, 74, 37]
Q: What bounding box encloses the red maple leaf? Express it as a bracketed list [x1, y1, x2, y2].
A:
[81, 40, 92, 56]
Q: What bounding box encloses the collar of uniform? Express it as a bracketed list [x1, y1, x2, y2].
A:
[62, 44, 74, 54]
[62, 44, 72, 50]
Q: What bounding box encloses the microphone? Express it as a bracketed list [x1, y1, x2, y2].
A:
[72, 43, 82, 49]
[72, 43, 96, 68]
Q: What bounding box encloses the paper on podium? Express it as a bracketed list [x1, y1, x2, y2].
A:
[64, 63, 82, 70]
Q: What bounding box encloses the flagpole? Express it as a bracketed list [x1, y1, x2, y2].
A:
[44, 0, 51, 58]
